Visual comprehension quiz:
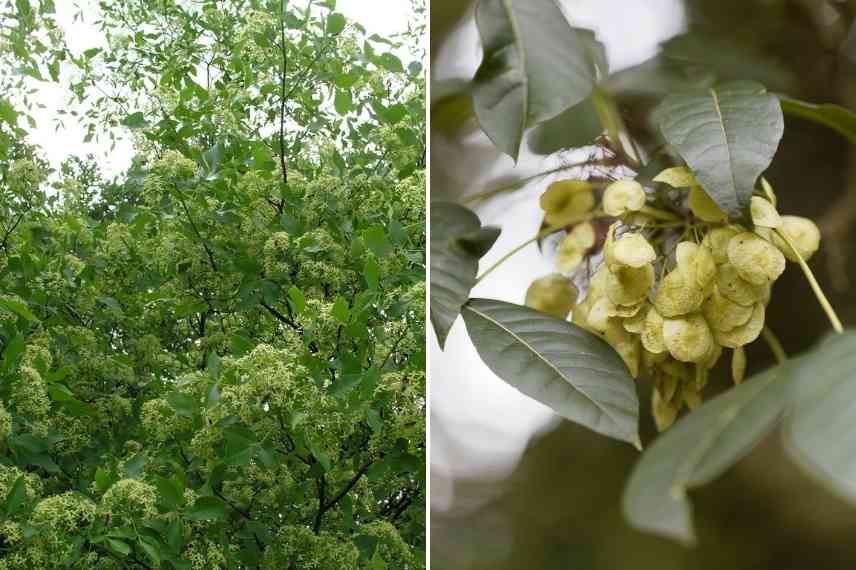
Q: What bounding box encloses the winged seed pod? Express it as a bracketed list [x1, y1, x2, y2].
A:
[603, 179, 646, 217]
[556, 222, 596, 273]
[727, 232, 786, 285]
[525, 273, 578, 319]
[539, 180, 595, 227]
[771, 215, 821, 262]
[521, 164, 830, 433]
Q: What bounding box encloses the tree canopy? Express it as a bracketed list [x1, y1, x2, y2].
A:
[0, 0, 425, 568]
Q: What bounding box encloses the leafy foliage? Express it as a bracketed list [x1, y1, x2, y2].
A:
[0, 0, 425, 567]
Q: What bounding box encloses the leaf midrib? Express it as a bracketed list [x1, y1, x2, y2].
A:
[499, 0, 527, 152]
[708, 87, 739, 203]
[463, 302, 625, 429]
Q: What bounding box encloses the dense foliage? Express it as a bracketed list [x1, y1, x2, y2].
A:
[0, 0, 425, 567]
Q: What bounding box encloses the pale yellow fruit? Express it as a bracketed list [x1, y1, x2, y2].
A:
[556, 222, 596, 273]
[605, 264, 654, 306]
[682, 383, 703, 410]
[771, 215, 821, 262]
[611, 233, 656, 268]
[732, 346, 747, 385]
[701, 342, 723, 372]
[641, 306, 667, 354]
[540, 180, 594, 227]
[663, 313, 714, 363]
[587, 297, 613, 333]
[750, 196, 781, 228]
[714, 302, 765, 348]
[652, 388, 678, 431]
[653, 166, 698, 188]
[525, 274, 578, 319]
[623, 304, 649, 333]
[716, 263, 770, 307]
[689, 186, 727, 222]
[702, 225, 742, 264]
[727, 232, 786, 285]
[603, 179, 646, 217]
[656, 372, 679, 402]
[654, 267, 705, 317]
[677, 241, 717, 289]
[702, 286, 754, 331]
[603, 319, 641, 378]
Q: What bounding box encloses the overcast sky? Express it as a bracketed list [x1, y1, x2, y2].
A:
[26, 0, 415, 178]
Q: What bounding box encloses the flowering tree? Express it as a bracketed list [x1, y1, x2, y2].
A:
[0, 0, 425, 567]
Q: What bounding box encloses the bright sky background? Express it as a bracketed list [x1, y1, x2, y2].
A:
[26, 0, 415, 179]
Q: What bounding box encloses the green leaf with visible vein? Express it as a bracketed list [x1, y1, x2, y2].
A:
[779, 96, 856, 144]
[654, 80, 784, 219]
[472, 0, 602, 159]
[462, 298, 639, 445]
[430, 203, 500, 348]
[784, 332, 856, 503]
[623, 362, 793, 545]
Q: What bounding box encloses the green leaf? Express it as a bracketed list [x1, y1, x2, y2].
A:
[185, 496, 227, 521]
[287, 286, 306, 314]
[779, 96, 856, 144]
[334, 89, 353, 115]
[623, 362, 793, 545]
[123, 452, 147, 478]
[374, 52, 404, 73]
[0, 297, 39, 322]
[472, 0, 602, 159]
[121, 111, 148, 129]
[429, 203, 500, 348]
[5, 476, 27, 517]
[326, 12, 346, 35]
[784, 332, 856, 503]
[654, 80, 784, 219]
[1, 334, 26, 373]
[364, 256, 380, 290]
[107, 538, 131, 556]
[95, 467, 115, 493]
[165, 392, 197, 418]
[363, 225, 392, 257]
[155, 476, 184, 510]
[461, 298, 639, 444]
[0, 97, 17, 125]
[529, 96, 603, 155]
[331, 297, 350, 323]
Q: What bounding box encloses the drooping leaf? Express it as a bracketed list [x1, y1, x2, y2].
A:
[654, 80, 784, 219]
[121, 111, 148, 129]
[623, 362, 793, 545]
[529, 96, 603, 155]
[429, 202, 500, 348]
[779, 96, 856, 144]
[185, 496, 227, 521]
[784, 332, 856, 502]
[0, 297, 39, 322]
[326, 12, 346, 35]
[4, 476, 27, 517]
[0, 97, 17, 125]
[461, 298, 639, 444]
[471, 0, 602, 159]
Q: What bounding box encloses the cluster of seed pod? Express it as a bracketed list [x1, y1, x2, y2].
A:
[525, 168, 821, 430]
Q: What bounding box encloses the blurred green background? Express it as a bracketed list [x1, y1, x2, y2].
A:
[430, 0, 856, 568]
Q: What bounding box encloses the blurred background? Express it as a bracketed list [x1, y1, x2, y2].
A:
[430, 0, 856, 568]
